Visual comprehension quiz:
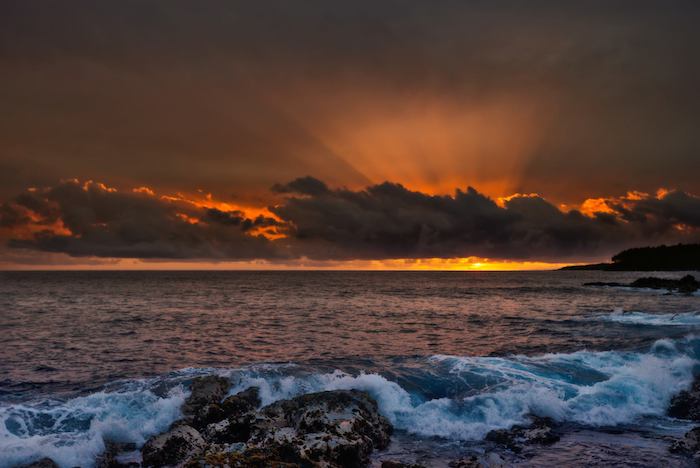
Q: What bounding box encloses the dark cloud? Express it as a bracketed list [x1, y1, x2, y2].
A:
[2, 178, 699, 263]
[271, 176, 330, 196]
[270, 178, 700, 261]
[1, 180, 280, 260]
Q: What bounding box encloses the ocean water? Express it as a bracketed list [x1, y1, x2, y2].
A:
[0, 270, 699, 467]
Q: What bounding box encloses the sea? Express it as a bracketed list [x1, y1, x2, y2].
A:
[1, 270, 699, 467]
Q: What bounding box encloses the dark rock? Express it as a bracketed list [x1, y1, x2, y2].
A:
[16, 459, 59, 468]
[182, 375, 231, 416]
[485, 416, 559, 453]
[244, 389, 393, 467]
[96, 441, 139, 468]
[630, 275, 699, 293]
[141, 424, 206, 467]
[221, 386, 261, 416]
[195, 446, 302, 467]
[382, 461, 427, 468]
[449, 453, 506, 468]
[585, 275, 699, 294]
[670, 426, 700, 461]
[202, 387, 261, 443]
[669, 378, 700, 421]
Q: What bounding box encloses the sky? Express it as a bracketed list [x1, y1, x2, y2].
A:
[1, 1, 699, 269]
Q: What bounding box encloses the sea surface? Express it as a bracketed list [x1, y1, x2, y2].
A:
[1, 270, 699, 467]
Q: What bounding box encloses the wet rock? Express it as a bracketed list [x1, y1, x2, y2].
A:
[669, 426, 700, 461]
[221, 386, 261, 416]
[244, 389, 393, 467]
[182, 375, 231, 417]
[668, 378, 700, 421]
[195, 446, 302, 467]
[203, 387, 261, 443]
[96, 441, 139, 468]
[585, 275, 699, 294]
[141, 424, 207, 467]
[448, 453, 506, 468]
[381, 461, 427, 468]
[485, 416, 559, 453]
[16, 459, 59, 468]
[630, 275, 699, 293]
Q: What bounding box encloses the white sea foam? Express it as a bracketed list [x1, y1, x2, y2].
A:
[0, 383, 187, 468]
[599, 309, 700, 326]
[222, 338, 698, 441]
[2, 338, 698, 466]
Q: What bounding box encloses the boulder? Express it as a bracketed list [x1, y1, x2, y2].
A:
[630, 275, 699, 293]
[448, 453, 506, 468]
[670, 426, 700, 460]
[96, 441, 139, 468]
[381, 461, 426, 468]
[485, 416, 559, 453]
[141, 425, 207, 467]
[585, 275, 699, 293]
[221, 386, 261, 416]
[203, 387, 261, 443]
[182, 375, 231, 417]
[244, 389, 393, 467]
[668, 378, 700, 421]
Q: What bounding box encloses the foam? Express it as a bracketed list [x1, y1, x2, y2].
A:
[0, 381, 187, 468]
[2, 338, 698, 466]
[598, 309, 700, 326]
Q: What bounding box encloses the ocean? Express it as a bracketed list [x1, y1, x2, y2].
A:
[1, 270, 699, 467]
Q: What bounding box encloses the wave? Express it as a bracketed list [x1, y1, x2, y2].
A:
[0, 379, 187, 468]
[2, 337, 699, 467]
[599, 309, 700, 326]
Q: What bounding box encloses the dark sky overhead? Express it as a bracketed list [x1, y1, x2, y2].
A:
[1, 1, 699, 268]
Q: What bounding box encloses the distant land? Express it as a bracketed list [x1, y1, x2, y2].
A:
[561, 243, 700, 271]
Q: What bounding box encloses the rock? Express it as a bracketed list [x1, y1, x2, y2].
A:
[203, 387, 261, 443]
[141, 425, 207, 467]
[485, 416, 559, 453]
[381, 462, 426, 468]
[449, 453, 506, 468]
[196, 447, 302, 467]
[585, 275, 699, 294]
[221, 386, 261, 416]
[16, 459, 59, 468]
[630, 275, 699, 293]
[182, 375, 231, 416]
[670, 426, 700, 461]
[668, 378, 700, 421]
[96, 441, 139, 468]
[244, 389, 393, 467]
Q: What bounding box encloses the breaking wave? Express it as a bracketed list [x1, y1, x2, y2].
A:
[2, 336, 698, 467]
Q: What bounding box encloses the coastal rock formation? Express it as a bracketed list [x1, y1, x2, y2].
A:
[141, 425, 207, 467]
[381, 461, 427, 468]
[485, 416, 559, 453]
[584, 274, 699, 293]
[242, 389, 392, 467]
[448, 453, 507, 468]
[669, 427, 700, 461]
[668, 378, 700, 421]
[182, 375, 231, 421]
[138, 376, 392, 467]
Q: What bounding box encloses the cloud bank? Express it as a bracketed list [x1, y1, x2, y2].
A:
[1, 178, 699, 265]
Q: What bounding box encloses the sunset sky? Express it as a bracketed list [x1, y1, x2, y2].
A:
[1, 1, 699, 269]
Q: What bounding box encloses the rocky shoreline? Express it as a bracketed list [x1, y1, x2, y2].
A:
[19, 372, 700, 468]
[584, 274, 699, 294]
